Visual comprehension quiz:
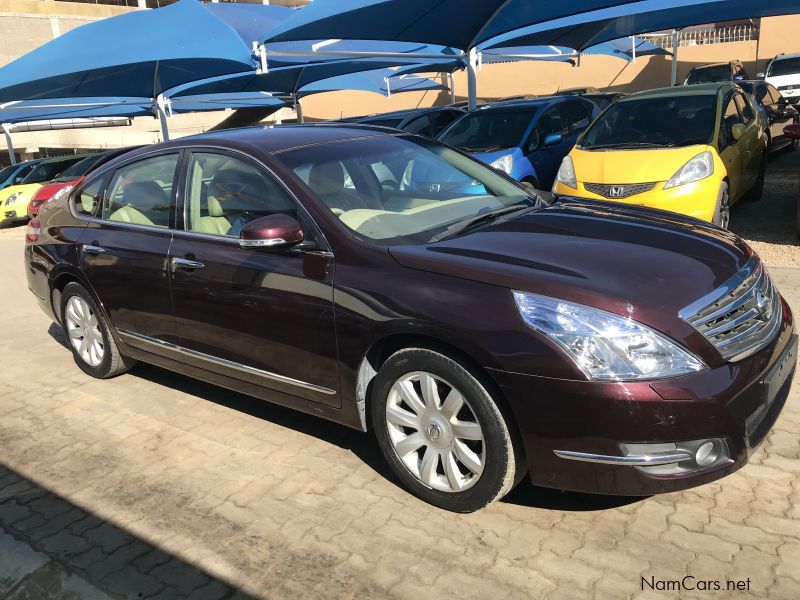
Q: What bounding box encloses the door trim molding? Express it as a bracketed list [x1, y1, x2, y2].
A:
[117, 329, 337, 396]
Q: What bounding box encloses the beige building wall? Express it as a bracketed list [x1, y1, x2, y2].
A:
[2, 4, 800, 151]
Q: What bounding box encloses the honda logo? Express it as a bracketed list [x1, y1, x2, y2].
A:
[608, 186, 626, 198]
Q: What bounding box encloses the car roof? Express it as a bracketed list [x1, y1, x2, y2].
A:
[623, 83, 732, 101]
[355, 106, 460, 122]
[37, 153, 93, 165]
[104, 125, 404, 165]
[773, 52, 800, 61]
[473, 95, 569, 110]
[689, 61, 739, 70]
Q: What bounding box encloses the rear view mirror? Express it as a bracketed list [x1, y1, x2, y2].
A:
[731, 123, 746, 141]
[240, 214, 304, 249]
[543, 133, 563, 147]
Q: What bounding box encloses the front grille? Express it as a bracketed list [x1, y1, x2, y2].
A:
[680, 259, 782, 361]
[584, 182, 656, 199]
[777, 84, 798, 91]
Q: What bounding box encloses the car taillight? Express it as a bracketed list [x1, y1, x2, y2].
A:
[26, 218, 41, 243]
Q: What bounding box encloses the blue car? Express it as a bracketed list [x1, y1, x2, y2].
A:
[437, 96, 599, 189]
[0, 158, 44, 191]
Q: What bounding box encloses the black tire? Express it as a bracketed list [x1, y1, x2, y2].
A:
[745, 157, 766, 202]
[712, 182, 731, 229]
[371, 347, 519, 512]
[60, 282, 136, 379]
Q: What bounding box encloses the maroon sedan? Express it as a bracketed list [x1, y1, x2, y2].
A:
[25, 125, 796, 512]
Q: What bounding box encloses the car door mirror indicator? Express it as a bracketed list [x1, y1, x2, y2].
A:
[239, 214, 304, 249]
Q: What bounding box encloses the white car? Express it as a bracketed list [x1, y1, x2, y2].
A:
[761, 53, 800, 105]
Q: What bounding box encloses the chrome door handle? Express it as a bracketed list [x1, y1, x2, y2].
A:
[83, 244, 107, 255]
[171, 257, 205, 271]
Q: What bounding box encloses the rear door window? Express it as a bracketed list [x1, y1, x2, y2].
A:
[103, 154, 179, 228]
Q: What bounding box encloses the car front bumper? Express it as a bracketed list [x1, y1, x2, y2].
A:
[489, 299, 795, 496]
[553, 176, 720, 223]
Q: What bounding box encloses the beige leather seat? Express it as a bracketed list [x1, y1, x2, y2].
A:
[195, 196, 231, 236]
[108, 205, 155, 226]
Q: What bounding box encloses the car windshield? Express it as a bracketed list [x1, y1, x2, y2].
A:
[364, 117, 405, 129]
[579, 95, 717, 149]
[275, 134, 536, 245]
[55, 153, 104, 180]
[22, 157, 84, 184]
[685, 65, 730, 84]
[768, 57, 800, 77]
[0, 165, 18, 182]
[439, 107, 537, 152]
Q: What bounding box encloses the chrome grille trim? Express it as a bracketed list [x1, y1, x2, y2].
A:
[679, 258, 782, 362]
[584, 182, 656, 199]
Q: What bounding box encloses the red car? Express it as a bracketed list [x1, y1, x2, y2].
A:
[28, 147, 139, 217]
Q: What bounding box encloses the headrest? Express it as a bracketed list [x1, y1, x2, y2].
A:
[207, 195, 224, 217]
[308, 161, 345, 195]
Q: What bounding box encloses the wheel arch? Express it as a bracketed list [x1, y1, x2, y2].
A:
[355, 333, 526, 470]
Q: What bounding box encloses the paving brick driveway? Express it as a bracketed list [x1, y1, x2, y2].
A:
[0, 159, 798, 599]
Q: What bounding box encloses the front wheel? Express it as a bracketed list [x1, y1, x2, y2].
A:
[60, 282, 136, 379]
[712, 182, 731, 229]
[371, 348, 519, 512]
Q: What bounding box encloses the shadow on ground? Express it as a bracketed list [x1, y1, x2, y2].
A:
[0, 462, 258, 599]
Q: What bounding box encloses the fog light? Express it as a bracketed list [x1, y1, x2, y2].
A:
[695, 441, 717, 467]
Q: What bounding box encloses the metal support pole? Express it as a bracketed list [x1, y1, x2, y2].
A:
[671, 29, 679, 86]
[467, 48, 478, 111]
[294, 94, 304, 123]
[448, 72, 456, 105]
[631, 36, 636, 63]
[3, 125, 15, 164]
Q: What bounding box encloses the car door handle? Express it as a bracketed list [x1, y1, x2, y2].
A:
[83, 244, 107, 255]
[171, 257, 205, 271]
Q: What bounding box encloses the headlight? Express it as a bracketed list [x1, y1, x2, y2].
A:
[490, 154, 514, 175]
[663, 151, 714, 190]
[5, 192, 20, 205]
[51, 185, 74, 202]
[555, 156, 577, 190]
[512, 291, 706, 381]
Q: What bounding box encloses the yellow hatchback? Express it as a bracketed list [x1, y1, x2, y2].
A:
[0, 154, 88, 225]
[553, 83, 767, 228]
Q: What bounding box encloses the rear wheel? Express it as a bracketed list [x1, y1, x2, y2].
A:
[60, 282, 136, 378]
[712, 182, 731, 229]
[371, 348, 519, 512]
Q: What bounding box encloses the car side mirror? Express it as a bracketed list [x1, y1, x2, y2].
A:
[543, 133, 563, 147]
[731, 123, 746, 141]
[239, 214, 304, 249]
[756, 72, 765, 79]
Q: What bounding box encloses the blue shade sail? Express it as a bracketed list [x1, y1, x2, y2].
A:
[0, 0, 292, 102]
[262, 0, 648, 50]
[299, 69, 445, 98]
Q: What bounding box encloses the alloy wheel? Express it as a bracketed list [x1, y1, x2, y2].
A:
[385, 371, 485, 492]
[65, 296, 105, 367]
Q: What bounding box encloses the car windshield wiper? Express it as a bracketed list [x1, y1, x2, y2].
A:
[429, 203, 535, 243]
[461, 145, 509, 153]
[585, 142, 675, 150]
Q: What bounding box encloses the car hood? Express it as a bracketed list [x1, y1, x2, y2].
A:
[570, 145, 710, 184]
[0, 182, 42, 203]
[766, 74, 800, 87]
[33, 179, 77, 201]
[389, 199, 752, 355]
